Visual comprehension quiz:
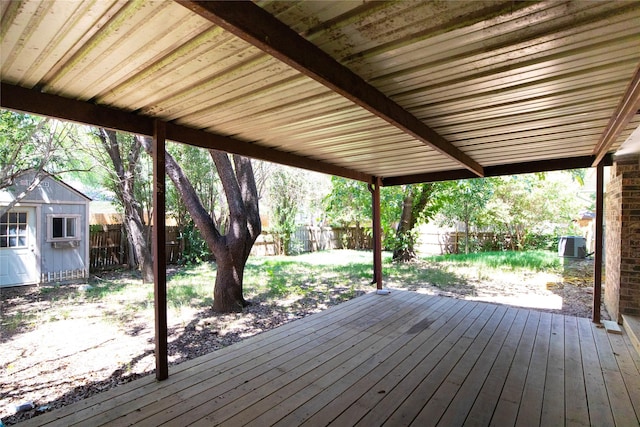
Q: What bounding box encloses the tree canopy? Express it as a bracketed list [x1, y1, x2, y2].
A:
[0, 110, 87, 215]
[324, 177, 445, 260]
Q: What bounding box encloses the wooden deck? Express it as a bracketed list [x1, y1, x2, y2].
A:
[23, 291, 640, 426]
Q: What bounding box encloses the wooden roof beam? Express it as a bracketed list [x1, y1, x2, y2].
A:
[176, 0, 484, 178]
[592, 63, 640, 166]
[0, 83, 371, 183]
[382, 154, 613, 186]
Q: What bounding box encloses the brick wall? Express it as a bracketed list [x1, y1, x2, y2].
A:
[605, 154, 640, 322]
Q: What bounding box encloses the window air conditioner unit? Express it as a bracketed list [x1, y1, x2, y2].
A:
[558, 236, 587, 258]
[51, 240, 80, 249]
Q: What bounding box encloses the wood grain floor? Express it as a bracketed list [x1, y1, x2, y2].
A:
[22, 291, 640, 426]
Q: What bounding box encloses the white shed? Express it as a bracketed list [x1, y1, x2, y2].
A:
[0, 171, 90, 287]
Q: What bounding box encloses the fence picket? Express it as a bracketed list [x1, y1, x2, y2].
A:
[89, 225, 377, 271]
[90, 224, 546, 271]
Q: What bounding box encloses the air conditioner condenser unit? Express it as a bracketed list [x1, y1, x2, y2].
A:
[558, 236, 587, 258]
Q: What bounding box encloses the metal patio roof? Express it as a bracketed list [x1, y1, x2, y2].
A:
[2, 0, 640, 185]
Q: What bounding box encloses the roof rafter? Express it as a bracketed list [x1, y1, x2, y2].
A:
[382, 155, 613, 186]
[176, 0, 484, 178]
[592, 62, 640, 166]
[0, 83, 372, 183]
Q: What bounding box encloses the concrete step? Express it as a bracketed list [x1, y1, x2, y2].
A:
[622, 314, 640, 357]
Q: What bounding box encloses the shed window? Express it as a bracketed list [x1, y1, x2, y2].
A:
[0, 212, 28, 248]
[48, 215, 80, 241]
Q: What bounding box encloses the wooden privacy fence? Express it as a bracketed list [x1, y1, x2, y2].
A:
[437, 231, 512, 254]
[434, 231, 555, 254]
[90, 225, 125, 271]
[90, 224, 372, 271]
[250, 226, 372, 256]
[91, 225, 558, 270]
[89, 225, 180, 272]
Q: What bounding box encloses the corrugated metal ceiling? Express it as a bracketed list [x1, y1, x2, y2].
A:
[1, 0, 639, 183]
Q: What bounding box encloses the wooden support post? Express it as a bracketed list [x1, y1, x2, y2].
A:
[370, 177, 383, 290]
[593, 161, 604, 324]
[153, 120, 168, 380]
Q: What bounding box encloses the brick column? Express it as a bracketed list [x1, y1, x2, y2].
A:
[605, 154, 640, 322]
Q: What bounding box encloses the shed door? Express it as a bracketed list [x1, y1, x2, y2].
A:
[0, 208, 38, 286]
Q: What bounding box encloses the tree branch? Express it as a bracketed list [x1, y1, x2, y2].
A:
[233, 154, 261, 243]
[139, 137, 224, 253]
[210, 150, 246, 248]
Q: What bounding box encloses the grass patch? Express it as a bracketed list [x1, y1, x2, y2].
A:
[1, 249, 564, 340]
[1, 311, 38, 333]
[426, 250, 561, 272]
[84, 280, 130, 300]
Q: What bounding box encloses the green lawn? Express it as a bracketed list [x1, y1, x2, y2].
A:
[157, 249, 561, 305]
[425, 250, 562, 272]
[2, 249, 563, 335]
[81, 249, 563, 308]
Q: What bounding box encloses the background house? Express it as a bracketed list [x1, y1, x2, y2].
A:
[0, 171, 90, 287]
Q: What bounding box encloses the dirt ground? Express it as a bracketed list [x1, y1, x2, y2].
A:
[0, 258, 605, 425]
[411, 258, 607, 320]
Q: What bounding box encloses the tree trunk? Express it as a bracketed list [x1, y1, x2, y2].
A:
[140, 137, 260, 313]
[393, 195, 415, 262]
[392, 183, 435, 262]
[213, 254, 249, 312]
[98, 130, 154, 282]
[124, 211, 153, 281]
[464, 218, 470, 254]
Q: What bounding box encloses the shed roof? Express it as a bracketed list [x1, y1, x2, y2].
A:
[1, 0, 639, 184]
[0, 170, 92, 204]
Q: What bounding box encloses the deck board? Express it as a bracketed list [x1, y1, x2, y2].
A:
[592, 319, 639, 426]
[463, 308, 529, 426]
[410, 306, 513, 427]
[355, 302, 491, 426]
[515, 311, 551, 427]
[563, 315, 590, 427]
[608, 333, 640, 418]
[578, 317, 616, 427]
[299, 297, 469, 427]
[21, 291, 640, 427]
[540, 313, 565, 426]
[217, 293, 435, 426]
[490, 309, 540, 426]
[270, 296, 457, 427]
[439, 308, 527, 427]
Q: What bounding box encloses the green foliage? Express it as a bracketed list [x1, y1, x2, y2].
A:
[426, 250, 561, 272]
[435, 178, 495, 254]
[323, 177, 423, 249]
[323, 176, 372, 226]
[1, 109, 87, 189]
[521, 233, 558, 251]
[166, 143, 223, 229]
[91, 130, 152, 213]
[178, 221, 211, 265]
[485, 173, 586, 250]
[0, 110, 40, 173]
[438, 179, 494, 227]
[268, 168, 306, 255]
[263, 262, 306, 297]
[388, 227, 419, 256]
[84, 279, 130, 300]
[1, 310, 38, 333]
[166, 284, 206, 308]
[393, 182, 447, 260]
[436, 171, 588, 254]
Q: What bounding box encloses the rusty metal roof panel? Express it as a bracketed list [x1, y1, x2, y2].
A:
[266, 0, 640, 169]
[2, 0, 639, 181]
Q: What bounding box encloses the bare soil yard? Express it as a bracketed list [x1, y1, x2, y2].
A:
[0, 255, 604, 425]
